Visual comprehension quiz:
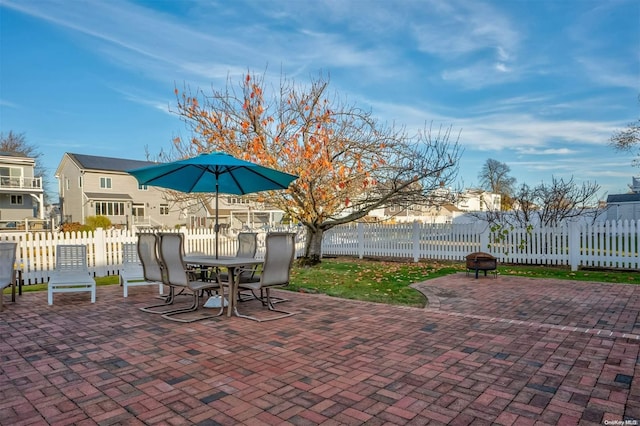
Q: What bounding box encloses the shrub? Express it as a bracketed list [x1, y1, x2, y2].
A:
[86, 215, 112, 230]
[59, 222, 92, 233]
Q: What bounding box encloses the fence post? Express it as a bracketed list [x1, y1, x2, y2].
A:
[94, 227, 107, 276]
[412, 221, 420, 262]
[357, 223, 364, 259]
[478, 222, 490, 254]
[568, 221, 580, 271]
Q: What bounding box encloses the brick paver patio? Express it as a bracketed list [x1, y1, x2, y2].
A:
[1, 273, 638, 425]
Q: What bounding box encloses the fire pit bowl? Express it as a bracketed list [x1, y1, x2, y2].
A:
[465, 252, 497, 279]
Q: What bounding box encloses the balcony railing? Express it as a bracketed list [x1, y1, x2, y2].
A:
[0, 176, 42, 190]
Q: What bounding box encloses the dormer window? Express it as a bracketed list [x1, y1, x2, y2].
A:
[100, 177, 112, 189]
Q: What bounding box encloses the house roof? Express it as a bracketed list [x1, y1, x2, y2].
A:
[606, 193, 640, 203]
[68, 153, 157, 172]
[0, 151, 28, 158]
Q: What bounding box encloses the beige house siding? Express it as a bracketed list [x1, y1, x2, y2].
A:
[57, 155, 84, 223]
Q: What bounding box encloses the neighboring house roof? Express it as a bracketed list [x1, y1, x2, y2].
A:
[440, 203, 463, 213]
[67, 153, 157, 172]
[0, 151, 28, 158]
[606, 193, 640, 203]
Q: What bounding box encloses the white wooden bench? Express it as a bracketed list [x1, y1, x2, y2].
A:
[48, 245, 96, 305]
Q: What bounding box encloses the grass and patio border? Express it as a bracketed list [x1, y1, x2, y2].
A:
[4, 256, 639, 308]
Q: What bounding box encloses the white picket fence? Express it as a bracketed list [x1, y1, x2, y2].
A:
[323, 220, 640, 270]
[1, 220, 638, 285]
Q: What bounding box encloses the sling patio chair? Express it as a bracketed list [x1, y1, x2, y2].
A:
[121, 241, 164, 297]
[157, 232, 223, 322]
[137, 233, 180, 313]
[235, 232, 297, 322]
[47, 244, 96, 305]
[0, 242, 17, 311]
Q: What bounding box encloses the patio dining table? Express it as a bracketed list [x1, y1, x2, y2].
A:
[183, 255, 263, 317]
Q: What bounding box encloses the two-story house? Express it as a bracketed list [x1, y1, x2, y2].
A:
[0, 152, 44, 225]
[455, 188, 501, 212]
[55, 153, 210, 229]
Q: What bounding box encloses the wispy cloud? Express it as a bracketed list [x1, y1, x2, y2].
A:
[515, 148, 576, 156]
[0, 99, 19, 109]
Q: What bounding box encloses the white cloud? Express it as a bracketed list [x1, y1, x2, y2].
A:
[515, 148, 576, 155]
[577, 57, 640, 90]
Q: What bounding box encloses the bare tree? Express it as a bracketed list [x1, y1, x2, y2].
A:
[478, 159, 516, 194]
[610, 96, 640, 168]
[170, 71, 462, 264]
[506, 177, 601, 227]
[478, 158, 516, 210]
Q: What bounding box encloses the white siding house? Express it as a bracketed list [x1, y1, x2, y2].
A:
[0, 152, 44, 225]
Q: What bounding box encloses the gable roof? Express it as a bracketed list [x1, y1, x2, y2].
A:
[67, 153, 157, 173]
[606, 193, 640, 203]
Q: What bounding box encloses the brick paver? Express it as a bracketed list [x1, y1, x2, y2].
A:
[0, 273, 638, 425]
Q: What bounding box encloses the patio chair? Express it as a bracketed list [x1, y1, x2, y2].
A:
[47, 245, 96, 305]
[0, 242, 17, 311]
[236, 232, 296, 321]
[121, 242, 164, 297]
[157, 232, 223, 322]
[138, 233, 178, 313]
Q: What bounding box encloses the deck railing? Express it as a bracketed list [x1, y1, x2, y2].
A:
[0, 176, 42, 190]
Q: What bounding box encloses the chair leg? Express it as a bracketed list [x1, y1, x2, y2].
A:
[246, 288, 288, 306]
[161, 290, 224, 322]
[139, 287, 181, 313]
[236, 288, 295, 322]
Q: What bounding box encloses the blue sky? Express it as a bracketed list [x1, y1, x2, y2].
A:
[1, 0, 638, 201]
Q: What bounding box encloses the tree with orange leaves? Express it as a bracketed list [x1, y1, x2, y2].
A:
[170, 72, 461, 264]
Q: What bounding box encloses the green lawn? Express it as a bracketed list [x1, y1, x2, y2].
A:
[5, 257, 639, 308]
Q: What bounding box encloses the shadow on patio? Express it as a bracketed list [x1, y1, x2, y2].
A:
[1, 274, 638, 425]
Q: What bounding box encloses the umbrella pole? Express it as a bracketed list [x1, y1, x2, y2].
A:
[215, 181, 219, 259]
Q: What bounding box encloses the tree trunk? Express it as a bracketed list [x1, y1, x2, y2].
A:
[301, 226, 324, 266]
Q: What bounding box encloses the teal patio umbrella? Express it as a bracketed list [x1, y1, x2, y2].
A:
[127, 152, 298, 258]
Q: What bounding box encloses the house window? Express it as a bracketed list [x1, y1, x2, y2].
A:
[100, 177, 112, 189]
[0, 166, 22, 187]
[227, 196, 250, 205]
[65, 178, 70, 190]
[160, 204, 169, 215]
[10, 195, 23, 205]
[78, 176, 83, 188]
[138, 183, 148, 190]
[95, 201, 126, 216]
